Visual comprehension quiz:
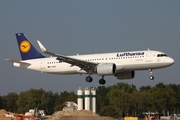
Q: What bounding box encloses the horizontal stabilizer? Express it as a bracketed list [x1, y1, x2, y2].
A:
[5, 59, 31, 65]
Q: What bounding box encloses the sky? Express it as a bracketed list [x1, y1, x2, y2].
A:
[0, 1, 180, 95]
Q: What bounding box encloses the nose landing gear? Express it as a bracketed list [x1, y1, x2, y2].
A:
[149, 69, 154, 80]
[149, 76, 154, 80]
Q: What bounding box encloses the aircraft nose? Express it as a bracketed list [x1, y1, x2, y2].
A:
[168, 57, 174, 65]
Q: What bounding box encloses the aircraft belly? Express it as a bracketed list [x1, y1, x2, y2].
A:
[123, 64, 144, 70]
[122, 62, 171, 71]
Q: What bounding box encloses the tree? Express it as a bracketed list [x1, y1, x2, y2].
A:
[17, 88, 55, 114]
[107, 89, 129, 117]
[2, 92, 18, 112]
[96, 86, 110, 115]
[1, 82, 180, 117]
[43, 91, 59, 115]
[128, 90, 140, 116]
[110, 83, 137, 93]
[139, 85, 151, 91]
[155, 83, 166, 89]
[0, 95, 2, 109]
[100, 106, 118, 118]
[147, 84, 178, 112]
[128, 90, 152, 116]
[54, 91, 77, 111]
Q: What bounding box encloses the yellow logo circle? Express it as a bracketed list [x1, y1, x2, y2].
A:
[20, 40, 31, 53]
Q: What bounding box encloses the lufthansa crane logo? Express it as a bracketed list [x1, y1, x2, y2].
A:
[20, 40, 31, 53]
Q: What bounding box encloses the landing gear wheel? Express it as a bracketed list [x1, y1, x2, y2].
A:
[149, 76, 154, 80]
[85, 76, 93, 82]
[148, 69, 154, 80]
[99, 79, 106, 85]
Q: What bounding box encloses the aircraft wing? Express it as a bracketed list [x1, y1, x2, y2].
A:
[5, 59, 31, 65]
[37, 41, 98, 71]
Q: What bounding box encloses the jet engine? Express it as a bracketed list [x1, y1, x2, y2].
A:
[96, 63, 116, 75]
[115, 71, 135, 80]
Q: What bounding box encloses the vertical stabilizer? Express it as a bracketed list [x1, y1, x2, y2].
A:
[16, 33, 45, 60]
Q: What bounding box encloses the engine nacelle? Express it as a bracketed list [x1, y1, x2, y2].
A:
[115, 71, 135, 80]
[96, 63, 116, 75]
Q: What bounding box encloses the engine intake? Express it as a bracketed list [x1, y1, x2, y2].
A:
[96, 63, 116, 75]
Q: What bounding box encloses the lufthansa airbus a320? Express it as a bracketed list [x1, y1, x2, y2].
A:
[6, 33, 174, 85]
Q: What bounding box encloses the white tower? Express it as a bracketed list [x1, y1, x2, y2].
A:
[91, 87, 96, 113]
[77, 87, 83, 110]
[84, 88, 90, 110]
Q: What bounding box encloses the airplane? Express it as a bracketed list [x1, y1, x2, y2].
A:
[6, 33, 174, 85]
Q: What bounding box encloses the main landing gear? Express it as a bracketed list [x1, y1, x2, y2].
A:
[85, 76, 106, 85]
[149, 69, 154, 80]
[99, 76, 106, 85]
[85, 76, 93, 82]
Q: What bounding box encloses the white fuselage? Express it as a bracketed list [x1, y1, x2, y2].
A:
[13, 50, 174, 76]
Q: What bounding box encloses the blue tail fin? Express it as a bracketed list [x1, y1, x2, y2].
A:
[16, 33, 45, 60]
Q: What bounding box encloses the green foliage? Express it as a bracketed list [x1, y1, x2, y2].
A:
[100, 106, 119, 118]
[1, 83, 180, 118]
[128, 90, 152, 115]
[139, 85, 151, 91]
[43, 91, 59, 115]
[2, 92, 18, 112]
[96, 86, 110, 115]
[107, 89, 128, 117]
[0, 95, 2, 109]
[17, 88, 57, 114]
[96, 83, 180, 117]
[109, 83, 137, 93]
[147, 85, 179, 112]
[54, 91, 77, 111]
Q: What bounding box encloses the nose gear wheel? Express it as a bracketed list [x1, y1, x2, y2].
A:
[149, 76, 154, 80]
[148, 69, 154, 80]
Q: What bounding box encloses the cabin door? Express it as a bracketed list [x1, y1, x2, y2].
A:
[40, 60, 45, 69]
[146, 51, 151, 62]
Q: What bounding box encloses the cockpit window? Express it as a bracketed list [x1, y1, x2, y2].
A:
[157, 54, 167, 57]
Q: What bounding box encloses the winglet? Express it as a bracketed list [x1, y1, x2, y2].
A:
[37, 40, 59, 57]
[37, 40, 47, 52]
